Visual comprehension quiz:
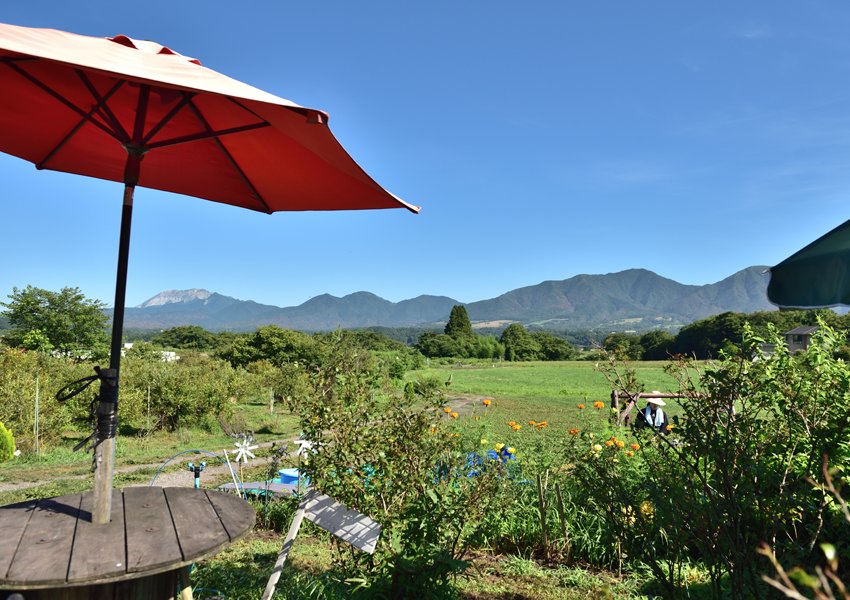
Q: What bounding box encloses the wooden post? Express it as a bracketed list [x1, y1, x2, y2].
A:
[536, 474, 549, 560]
[93, 368, 118, 525]
[555, 483, 571, 564]
[179, 565, 193, 600]
[262, 490, 312, 600]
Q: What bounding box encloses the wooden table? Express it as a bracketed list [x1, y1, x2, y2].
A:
[0, 487, 255, 600]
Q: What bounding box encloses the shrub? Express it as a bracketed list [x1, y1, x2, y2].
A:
[283, 332, 514, 598]
[0, 421, 15, 461]
[577, 319, 850, 599]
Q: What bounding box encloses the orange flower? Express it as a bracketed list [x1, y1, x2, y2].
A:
[616, 440, 625, 448]
[594, 401, 605, 409]
[537, 422, 548, 428]
[569, 428, 579, 435]
[483, 399, 492, 406]
[605, 440, 614, 447]
[529, 421, 536, 426]
[450, 412, 458, 419]
[512, 425, 521, 431]
[625, 451, 634, 457]
[631, 443, 640, 451]
[666, 425, 674, 431]
[578, 404, 585, 409]
[475, 416, 480, 420]
[508, 421, 516, 426]
[443, 408, 451, 413]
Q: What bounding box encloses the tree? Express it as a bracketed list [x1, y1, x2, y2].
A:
[531, 330, 577, 360]
[638, 330, 676, 360]
[444, 305, 474, 340]
[500, 323, 540, 361]
[219, 325, 318, 367]
[0, 286, 108, 358]
[152, 325, 215, 350]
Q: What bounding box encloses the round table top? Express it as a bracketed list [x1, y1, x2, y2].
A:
[0, 487, 255, 589]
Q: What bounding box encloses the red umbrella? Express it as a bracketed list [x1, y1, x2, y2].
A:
[0, 22, 419, 523]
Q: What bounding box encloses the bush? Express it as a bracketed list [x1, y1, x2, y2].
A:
[0, 421, 15, 461]
[576, 319, 850, 599]
[283, 332, 514, 598]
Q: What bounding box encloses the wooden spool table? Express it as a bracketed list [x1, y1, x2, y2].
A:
[0, 487, 255, 600]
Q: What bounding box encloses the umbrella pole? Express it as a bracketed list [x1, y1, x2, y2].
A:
[92, 147, 144, 524]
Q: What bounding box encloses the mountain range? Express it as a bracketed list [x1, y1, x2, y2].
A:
[112, 266, 775, 333]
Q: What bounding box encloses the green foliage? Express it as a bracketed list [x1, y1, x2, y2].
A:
[152, 325, 215, 350]
[445, 305, 474, 339]
[500, 323, 539, 361]
[219, 325, 319, 368]
[581, 319, 850, 599]
[531, 330, 578, 360]
[283, 333, 513, 598]
[0, 285, 108, 359]
[0, 421, 15, 462]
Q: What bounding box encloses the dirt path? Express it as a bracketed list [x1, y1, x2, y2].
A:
[0, 395, 489, 494]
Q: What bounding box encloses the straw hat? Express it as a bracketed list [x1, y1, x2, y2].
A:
[647, 391, 666, 406]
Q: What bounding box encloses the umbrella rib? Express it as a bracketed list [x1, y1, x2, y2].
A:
[146, 122, 271, 149]
[185, 97, 272, 213]
[0, 57, 123, 143]
[141, 92, 197, 146]
[74, 69, 130, 143]
[37, 80, 126, 170]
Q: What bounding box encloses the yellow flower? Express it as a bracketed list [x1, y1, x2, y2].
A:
[450, 412, 458, 418]
[495, 443, 506, 452]
[480, 439, 488, 445]
[666, 425, 674, 431]
[616, 440, 625, 448]
[512, 425, 521, 431]
[507, 447, 515, 454]
[593, 444, 602, 451]
[475, 415, 480, 420]
[625, 451, 634, 457]
[640, 500, 655, 522]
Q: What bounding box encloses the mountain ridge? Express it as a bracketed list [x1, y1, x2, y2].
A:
[114, 266, 774, 332]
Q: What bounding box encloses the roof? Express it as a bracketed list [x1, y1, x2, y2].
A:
[784, 326, 819, 335]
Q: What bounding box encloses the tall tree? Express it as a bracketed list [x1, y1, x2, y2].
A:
[445, 305, 474, 339]
[0, 285, 108, 357]
[500, 323, 540, 361]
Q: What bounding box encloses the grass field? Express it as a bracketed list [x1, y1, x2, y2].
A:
[409, 360, 689, 438]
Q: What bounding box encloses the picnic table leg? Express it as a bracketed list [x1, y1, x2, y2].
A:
[179, 565, 193, 600]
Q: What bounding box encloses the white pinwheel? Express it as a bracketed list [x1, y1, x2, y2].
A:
[233, 438, 258, 463]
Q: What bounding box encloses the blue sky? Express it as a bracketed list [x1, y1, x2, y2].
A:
[2, 2, 850, 310]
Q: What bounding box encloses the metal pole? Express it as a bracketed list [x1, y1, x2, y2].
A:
[93, 83, 150, 525]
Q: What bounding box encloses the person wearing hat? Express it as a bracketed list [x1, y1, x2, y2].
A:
[636, 392, 669, 435]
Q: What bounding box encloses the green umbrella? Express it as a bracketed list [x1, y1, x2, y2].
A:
[767, 218, 850, 308]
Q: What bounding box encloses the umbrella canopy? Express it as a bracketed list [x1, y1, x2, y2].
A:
[767, 218, 850, 309]
[0, 22, 418, 524]
[0, 22, 419, 214]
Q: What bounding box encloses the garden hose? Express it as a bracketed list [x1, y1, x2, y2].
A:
[150, 449, 247, 500]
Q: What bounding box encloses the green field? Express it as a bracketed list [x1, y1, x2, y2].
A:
[409, 360, 687, 435]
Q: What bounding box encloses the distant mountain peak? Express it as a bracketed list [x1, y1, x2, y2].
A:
[137, 289, 213, 308]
